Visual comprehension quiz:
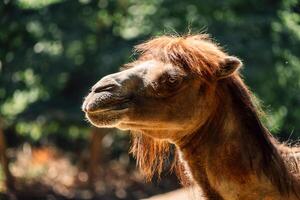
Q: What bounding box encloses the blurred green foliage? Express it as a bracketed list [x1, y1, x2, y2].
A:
[0, 0, 300, 144]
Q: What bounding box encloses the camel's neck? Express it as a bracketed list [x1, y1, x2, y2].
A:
[176, 77, 299, 199]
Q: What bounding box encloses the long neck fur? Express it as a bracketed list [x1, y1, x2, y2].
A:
[177, 76, 300, 199]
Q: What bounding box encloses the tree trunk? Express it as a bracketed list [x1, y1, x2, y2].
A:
[0, 126, 14, 191]
[87, 127, 109, 188]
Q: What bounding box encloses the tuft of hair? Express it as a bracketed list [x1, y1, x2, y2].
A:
[134, 34, 228, 80]
[130, 132, 190, 185]
[130, 132, 172, 181]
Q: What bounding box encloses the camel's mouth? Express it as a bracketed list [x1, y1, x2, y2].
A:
[82, 95, 132, 127]
[83, 96, 131, 114]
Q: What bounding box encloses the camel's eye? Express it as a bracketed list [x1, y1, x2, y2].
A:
[168, 77, 177, 84]
[154, 73, 184, 97]
[166, 75, 182, 88]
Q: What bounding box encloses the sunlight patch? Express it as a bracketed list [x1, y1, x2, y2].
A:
[17, 0, 62, 9]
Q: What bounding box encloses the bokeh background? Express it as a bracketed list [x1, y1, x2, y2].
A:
[0, 0, 300, 199]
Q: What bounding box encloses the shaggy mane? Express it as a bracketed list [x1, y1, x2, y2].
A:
[134, 34, 228, 80]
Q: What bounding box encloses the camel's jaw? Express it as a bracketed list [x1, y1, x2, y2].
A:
[82, 92, 131, 128]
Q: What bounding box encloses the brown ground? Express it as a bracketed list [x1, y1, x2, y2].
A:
[0, 144, 181, 200]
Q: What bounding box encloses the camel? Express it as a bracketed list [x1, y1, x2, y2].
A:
[82, 34, 300, 199]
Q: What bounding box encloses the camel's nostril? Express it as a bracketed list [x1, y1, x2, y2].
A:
[93, 84, 117, 93]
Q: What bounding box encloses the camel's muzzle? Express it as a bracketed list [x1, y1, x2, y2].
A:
[82, 72, 136, 114]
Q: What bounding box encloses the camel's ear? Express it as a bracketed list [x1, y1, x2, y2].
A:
[216, 56, 242, 79]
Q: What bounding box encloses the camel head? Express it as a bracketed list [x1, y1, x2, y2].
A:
[82, 35, 242, 141]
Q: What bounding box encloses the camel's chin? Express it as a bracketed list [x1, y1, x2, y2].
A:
[85, 108, 129, 128]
